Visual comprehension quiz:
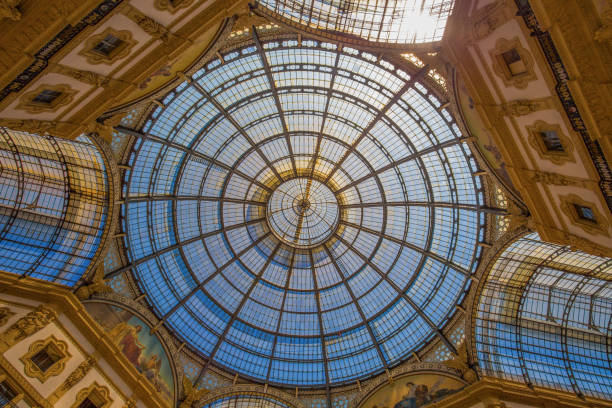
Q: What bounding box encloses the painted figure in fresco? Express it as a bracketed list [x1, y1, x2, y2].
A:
[391, 377, 451, 408]
[109, 322, 145, 367]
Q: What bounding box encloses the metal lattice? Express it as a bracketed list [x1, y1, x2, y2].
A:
[0, 129, 109, 286]
[474, 233, 612, 400]
[118, 36, 488, 388]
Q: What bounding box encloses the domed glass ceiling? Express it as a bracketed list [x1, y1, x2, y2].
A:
[122, 36, 485, 387]
[256, 0, 456, 44]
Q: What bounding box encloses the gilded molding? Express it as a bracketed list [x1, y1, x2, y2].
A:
[48, 356, 97, 404]
[0, 0, 21, 21]
[15, 84, 77, 114]
[0, 353, 53, 408]
[526, 120, 574, 165]
[523, 169, 595, 188]
[122, 4, 171, 40]
[20, 335, 71, 383]
[498, 97, 553, 116]
[78, 27, 136, 65]
[71, 382, 113, 408]
[0, 307, 15, 327]
[470, 0, 514, 41]
[490, 37, 537, 89]
[154, 0, 195, 13]
[559, 194, 610, 237]
[50, 64, 120, 88]
[0, 305, 57, 352]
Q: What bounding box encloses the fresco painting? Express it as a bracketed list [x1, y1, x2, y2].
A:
[85, 302, 174, 406]
[362, 373, 464, 408]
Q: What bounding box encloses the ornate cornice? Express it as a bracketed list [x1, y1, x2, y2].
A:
[0, 0, 124, 103]
[514, 0, 612, 211]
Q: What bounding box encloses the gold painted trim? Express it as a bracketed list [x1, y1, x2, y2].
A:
[19, 335, 71, 383]
[0, 307, 15, 327]
[154, 0, 196, 14]
[15, 84, 76, 114]
[78, 27, 137, 65]
[526, 120, 574, 165]
[560, 194, 610, 237]
[71, 382, 113, 408]
[489, 37, 537, 89]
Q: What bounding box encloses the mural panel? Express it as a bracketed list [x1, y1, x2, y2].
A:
[84, 302, 175, 406]
[361, 373, 464, 408]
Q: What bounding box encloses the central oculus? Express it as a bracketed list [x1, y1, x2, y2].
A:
[266, 177, 339, 248]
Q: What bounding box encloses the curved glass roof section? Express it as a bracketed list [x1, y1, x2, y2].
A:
[256, 0, 456, 44]
[123, 37, 486, 387]
[476, 233, 612, 400]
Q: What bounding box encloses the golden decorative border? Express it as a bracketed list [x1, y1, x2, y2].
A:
[0, 307, 15, 327]
[154, 0, 195, 13]
[489, 37, 537, 89]
[71, 381, 113, 408]
[19, 335, 71, 383]
[78, 27, 137, 65]
[560, 194, 610, 237]
[526, 120, 574, 165]
[15, 84, 76, 113]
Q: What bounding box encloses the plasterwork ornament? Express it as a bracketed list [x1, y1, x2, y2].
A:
[524, 169, 595, 188]
[0, 0, 21, 21]
[48, 356, 97, 404]
[50, 64, 122, 88]
[560, 194, 610, 237]
[442, 342, 478, 384]
[470, 0, 514, 41]
[20, 335, 71, 383]
[76, 265, 113, 301]
[0, 307, 15, 327]
[490, 37, 537, 89]
[16, 84, 77, 114]
[154, 0, 195, 13]
[71, 382, 113, 408]
[122, 4, 189, 53]
[179, 376, 208, 408]
[0, 118, 59, 135]
[526, 120, 574, 165]
[78, 28, 136, 65]
[498, 97, 553, 117]
[0, 305, 57, 351]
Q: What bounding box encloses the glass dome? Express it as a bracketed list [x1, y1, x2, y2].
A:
[122, 37, 485, 387]
[256, 0, 456, 45]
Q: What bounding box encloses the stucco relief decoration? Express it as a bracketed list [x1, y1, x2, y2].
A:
[0, 306, 15, 327]
[71, 382, 113, 408]
[20, 335, 71, 383]
[154, 0, 195, 13]
[526, 120, 574, 165]
[84, 301, 176, 407]
[490, 37, 537, 89]
[78, 27, 136, 65]
[560, 193, 610, 237]
[0, 305, 57, 351]
[16, 84, 77, 114]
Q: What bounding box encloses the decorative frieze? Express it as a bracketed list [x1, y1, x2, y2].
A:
[0, 305, 57, 351]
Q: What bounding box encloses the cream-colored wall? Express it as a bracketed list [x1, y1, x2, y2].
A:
[447, 0, 612, 255]
[0, 299, 150, 408]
